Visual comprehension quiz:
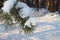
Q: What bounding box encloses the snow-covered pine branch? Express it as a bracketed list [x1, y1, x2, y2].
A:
[1, 0, 37, 34]
[15, 1, 32, 18]
[24, 17, 37, 27]
[2, 0, 17, 14]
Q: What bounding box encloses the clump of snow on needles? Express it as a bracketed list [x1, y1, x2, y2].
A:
[25, 17, 37, 27]
[15, 1, 33, 18]
[2, 0, 17, 14]
[15, 1, 30, 9]
[2, 0, 34, 18]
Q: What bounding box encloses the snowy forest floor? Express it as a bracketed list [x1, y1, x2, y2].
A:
[0, 9, 60, 40]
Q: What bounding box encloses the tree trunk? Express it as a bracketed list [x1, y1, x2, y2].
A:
[53, 0, 58, 11]
[46, 0, 59, 12]
[48, 0, 55, 12]
[34, 0, 39, 11]
[58, 0, 60, 14]
[19, 0, 24, 2]
[40, 0, 46, 8]
[0, 0, 4, 9]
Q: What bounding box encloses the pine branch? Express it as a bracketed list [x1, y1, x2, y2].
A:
[0, 5, 36, 34]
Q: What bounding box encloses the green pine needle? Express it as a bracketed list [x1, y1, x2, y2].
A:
[23, 26, 33, 34]
[0, 8, 36, 34]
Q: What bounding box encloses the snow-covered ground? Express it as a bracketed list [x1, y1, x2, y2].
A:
[0, 0, 60, 40]
[0, 11, 60, 40]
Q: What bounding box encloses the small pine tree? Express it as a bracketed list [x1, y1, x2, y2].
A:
[0, 0, 36, 34]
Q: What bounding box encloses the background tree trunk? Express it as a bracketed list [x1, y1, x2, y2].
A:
[58, 0, 60, 14]
[19, 0, 24, 2]
[48, 0, 54, 12]
[0, 0, 4, 8]
[47, 0, 58, 12]
[34, 0, 39, 11]
[41, 0, 46, 8]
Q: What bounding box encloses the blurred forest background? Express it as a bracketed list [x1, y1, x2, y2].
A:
[0, 0, 60, 13]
